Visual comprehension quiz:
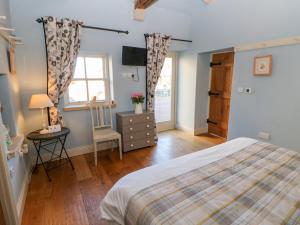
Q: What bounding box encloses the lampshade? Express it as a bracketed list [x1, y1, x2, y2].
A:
[28, 94, 54, 109]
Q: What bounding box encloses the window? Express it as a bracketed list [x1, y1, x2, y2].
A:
[66, 54, 110, 105]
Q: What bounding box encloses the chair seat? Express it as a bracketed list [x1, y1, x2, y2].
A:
[93, 128, 121, 142]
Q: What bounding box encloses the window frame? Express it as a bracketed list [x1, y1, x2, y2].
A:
[65, 52, 111, 106]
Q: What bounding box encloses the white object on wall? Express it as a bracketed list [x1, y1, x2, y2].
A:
[21, 144, 28, 154]
[235, 35, 300, 52]
[258, 132, 271, 140]
[133, 8, 145, 21]
[245, 88, 252, 94]
[238, 87, 244, 93]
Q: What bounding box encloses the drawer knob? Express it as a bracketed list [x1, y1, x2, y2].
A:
[130, 136, 134, 139]
[146, 124, 150, 128]
[129, 119, 133, 123]
[146, 116, 150, 120]
[147, 140, 150, 143]
[130, 127, 133, 131]
[130, 144, 134, 147]
[147, 132, 150, 136]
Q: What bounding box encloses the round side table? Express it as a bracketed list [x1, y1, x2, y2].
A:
[27, 127, 74, 181]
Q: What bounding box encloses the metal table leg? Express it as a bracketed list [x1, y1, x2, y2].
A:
[32, 140, 52, 181]
[58, 134, 74, 170]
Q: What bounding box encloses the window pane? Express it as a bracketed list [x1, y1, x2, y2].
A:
[74, 57, 85, 78]
[68, 81, 87, 103]
[155, 58, 172, 123]
[85, 57, 104, 78]
[88, 80, 105, 101]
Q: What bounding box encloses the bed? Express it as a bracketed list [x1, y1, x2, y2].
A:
[100, 138, 300, 225]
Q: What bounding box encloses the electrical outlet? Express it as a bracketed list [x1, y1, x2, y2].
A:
[258, 132, 270, 140]
[9, 167, 15, 178]
[238, 87, 244, 93]
[245, 88, 252, 94]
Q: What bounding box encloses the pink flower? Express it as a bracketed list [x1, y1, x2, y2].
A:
[131, 92, 144, 98]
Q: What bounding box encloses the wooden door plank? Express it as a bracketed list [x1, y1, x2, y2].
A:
[208, 52, 234, 138]
[0, 202, 5, 225]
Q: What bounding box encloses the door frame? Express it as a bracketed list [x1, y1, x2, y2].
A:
[0, 109, 20, 225]
[207, 51, 234, 140]
[156, 52, 177, 132]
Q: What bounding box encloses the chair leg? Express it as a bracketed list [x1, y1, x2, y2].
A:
[111, 141, 114, 152]
[118, 137, 122, 160]
[94, 142, 98, 166]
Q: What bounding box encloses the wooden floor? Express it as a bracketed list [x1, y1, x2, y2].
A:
[22, 130, 224, 225]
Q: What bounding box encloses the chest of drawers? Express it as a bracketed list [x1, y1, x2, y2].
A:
[116, 111, 155, 152]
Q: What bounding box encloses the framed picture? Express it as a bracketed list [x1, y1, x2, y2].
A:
[253, 55, 272, 76]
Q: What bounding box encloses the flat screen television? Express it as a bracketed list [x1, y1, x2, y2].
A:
[122, 46, 147, 66]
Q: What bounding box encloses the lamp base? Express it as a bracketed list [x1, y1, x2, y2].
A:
[39, 129, 49, 134]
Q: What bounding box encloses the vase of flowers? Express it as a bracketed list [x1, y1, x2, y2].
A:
[131, 92, 145, 114]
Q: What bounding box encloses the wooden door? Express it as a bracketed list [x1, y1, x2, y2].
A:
[208, 52, 234, 139]
[0, 202, 6, 225]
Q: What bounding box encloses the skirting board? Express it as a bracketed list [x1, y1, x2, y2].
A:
[176, 124, 208, 136]
[176, 124, 194, 134]
[16, 170, 31, 221]
[66, 141, 118, 158]
[34, 141, 118, 164]
[194, 127, 208, 135]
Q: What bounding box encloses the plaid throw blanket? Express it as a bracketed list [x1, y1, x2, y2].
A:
[124, 142, 300, 225]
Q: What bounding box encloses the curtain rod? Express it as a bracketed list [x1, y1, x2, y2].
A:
[144, 33, 192, 43]
[36, 18, 129, 34]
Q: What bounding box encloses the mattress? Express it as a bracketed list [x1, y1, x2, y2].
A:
[100, 138, 300, 225]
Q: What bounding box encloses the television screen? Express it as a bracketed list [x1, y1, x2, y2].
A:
[122, 46, 147, 66]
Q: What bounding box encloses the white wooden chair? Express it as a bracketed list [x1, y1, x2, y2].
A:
[89, 97, 122, 166]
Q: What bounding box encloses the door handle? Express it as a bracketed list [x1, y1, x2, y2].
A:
[208, 91, 220, 96]
[210, 62, 222, 67]
[207, 119, 218, 125]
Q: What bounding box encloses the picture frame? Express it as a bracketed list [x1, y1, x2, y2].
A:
[253, 55, 272, 76]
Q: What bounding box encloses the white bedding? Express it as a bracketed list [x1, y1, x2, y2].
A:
[100, 137, 258, 225]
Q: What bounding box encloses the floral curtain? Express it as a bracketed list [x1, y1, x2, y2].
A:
[42, 16, 82, 125]
[146, 33, 171, 142]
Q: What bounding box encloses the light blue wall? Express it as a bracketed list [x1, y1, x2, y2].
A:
[229, 45, 300, 151]
[0, 0, 28, 204]
[190, 0, 300, 51]
[176, 0, 300, 147]
[10, 0, 192, 149]
[194, 53, 210, 131]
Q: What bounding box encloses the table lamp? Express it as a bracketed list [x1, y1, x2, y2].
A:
[29, 94, 54, 134]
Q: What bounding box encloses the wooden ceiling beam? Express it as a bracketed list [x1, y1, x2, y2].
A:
[135, 0, 158, 9]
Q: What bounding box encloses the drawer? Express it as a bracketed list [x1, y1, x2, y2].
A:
[124, 138, 154, 152]
[122, 123, 154, 133]
[123, 130, 154, 142]
[121, 113, 154, 126]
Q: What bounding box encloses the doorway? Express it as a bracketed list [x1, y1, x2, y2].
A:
[207, 52, 234, 139]
[155, 52, 177, 132]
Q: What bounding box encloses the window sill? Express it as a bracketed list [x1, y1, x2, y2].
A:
[63, 103, 116, 112]
[63, 104, 89, 112]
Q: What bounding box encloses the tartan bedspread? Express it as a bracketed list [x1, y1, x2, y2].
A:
[124, 142, 300, 225]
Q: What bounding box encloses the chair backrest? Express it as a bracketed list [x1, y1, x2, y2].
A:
[89, 96, 113, 130]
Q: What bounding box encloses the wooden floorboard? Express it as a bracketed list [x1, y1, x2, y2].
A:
[22, 130, 224, 225]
